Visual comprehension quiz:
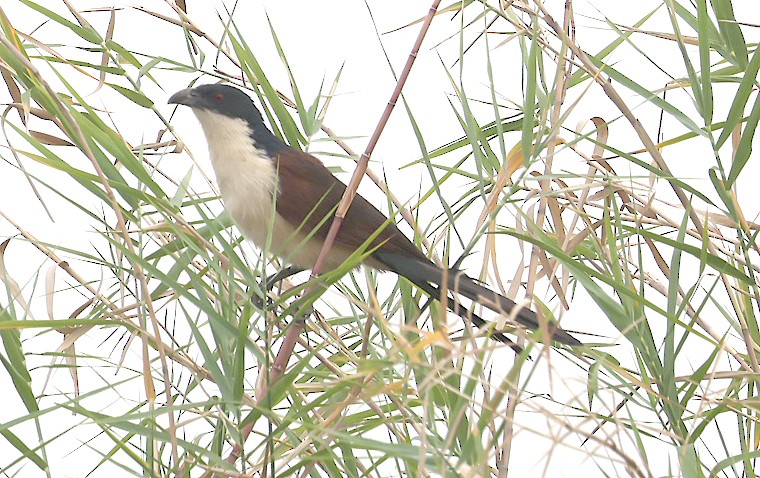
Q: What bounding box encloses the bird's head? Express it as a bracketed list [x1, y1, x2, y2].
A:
[169, 83, 285, 155]
[169, 84, 266, 125]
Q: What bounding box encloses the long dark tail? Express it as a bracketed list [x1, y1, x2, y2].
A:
[374, 252, 581, 347]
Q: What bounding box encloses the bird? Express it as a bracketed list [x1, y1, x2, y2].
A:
[168, 83, 581, 348]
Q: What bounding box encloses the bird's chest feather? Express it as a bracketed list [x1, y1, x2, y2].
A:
[193, 111, 280, 248]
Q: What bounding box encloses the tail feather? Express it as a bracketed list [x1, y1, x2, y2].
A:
[374, 252, 581, 346]
[403, 278, 525, 353]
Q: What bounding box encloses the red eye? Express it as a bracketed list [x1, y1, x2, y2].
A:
[212, 93, 224, 103]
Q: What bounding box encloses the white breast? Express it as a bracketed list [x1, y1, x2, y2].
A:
[192, 110, 278, 250]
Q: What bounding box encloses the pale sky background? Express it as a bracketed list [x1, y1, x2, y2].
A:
[1, 0, 757, 476]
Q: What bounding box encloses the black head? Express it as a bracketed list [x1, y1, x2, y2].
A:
[169, 84, 286, 154]
[168, 84, 266, 125]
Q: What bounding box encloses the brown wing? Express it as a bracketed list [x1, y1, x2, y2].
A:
[274, 148, 428, 264]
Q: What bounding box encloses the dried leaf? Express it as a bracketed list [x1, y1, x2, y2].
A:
[0, 239, 35, 319]
[29, 130, 75, 146]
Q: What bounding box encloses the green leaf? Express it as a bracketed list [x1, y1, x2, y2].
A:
[0, 309, 37, 413]
[709, 0, 748, 67]
[107, 83, 154, 108]
[18, 0, 101, 44]
[715, 44, 760, 151]
[726, 90, 760, 187]
[587, 53, 704, 135]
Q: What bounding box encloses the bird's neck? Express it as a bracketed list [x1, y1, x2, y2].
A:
[191, 109, 279, 229]
[192, 108, 285, 155]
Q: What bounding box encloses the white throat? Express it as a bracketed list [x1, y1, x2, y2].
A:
[191, 109, 278, 249]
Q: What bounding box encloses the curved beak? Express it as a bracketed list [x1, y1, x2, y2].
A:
[168, 88, 196, 106]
